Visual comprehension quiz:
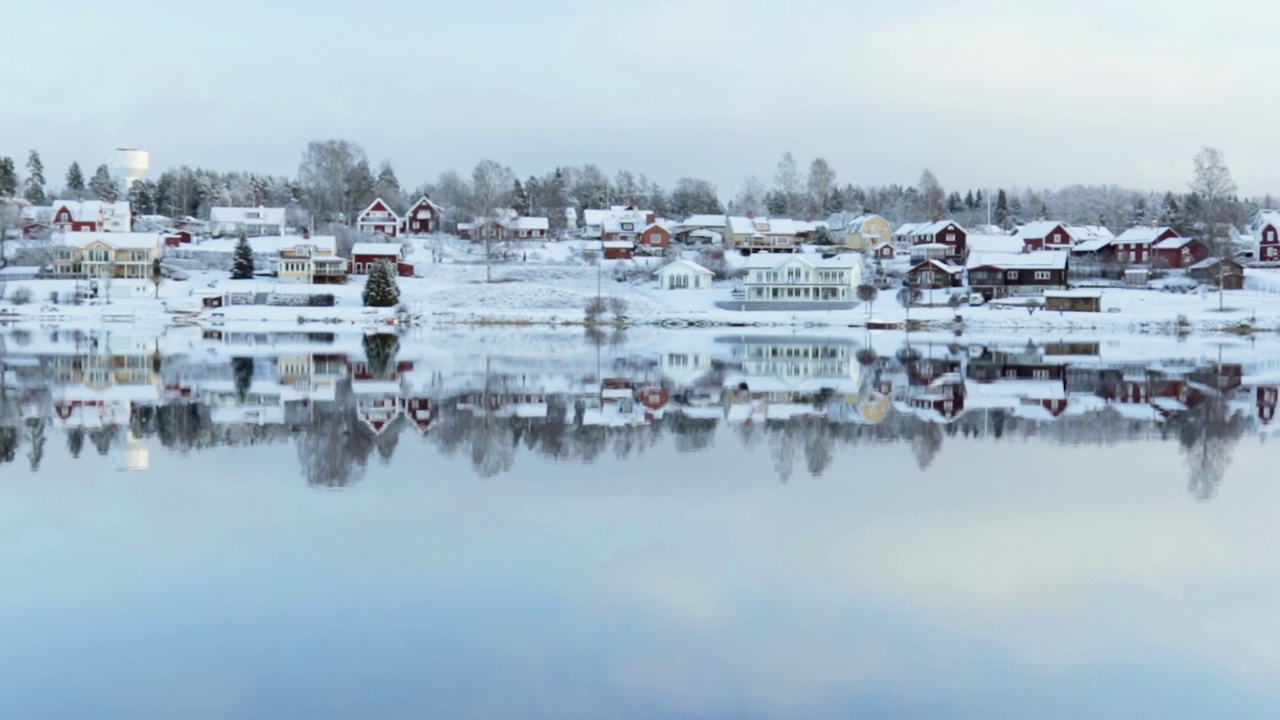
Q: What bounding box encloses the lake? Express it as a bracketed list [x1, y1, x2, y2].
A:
[2, 324, 1278, 719]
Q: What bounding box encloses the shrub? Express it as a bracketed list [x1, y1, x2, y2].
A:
[607, 296, 629, 320]
[584, 296, 607, 322]
[10, 288, 32, 305]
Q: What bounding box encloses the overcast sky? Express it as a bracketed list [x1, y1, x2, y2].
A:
[7, 0, 1279, 197]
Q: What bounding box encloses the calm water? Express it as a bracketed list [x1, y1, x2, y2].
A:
[2, 325, 1278, 719]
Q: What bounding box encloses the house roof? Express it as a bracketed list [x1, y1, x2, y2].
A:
[894, 222, 929, 235]
[1012, 221, 1065, 240]
[1153, 236, 1198, 249]
[654, 258, 713, 276]
[1067, 225, 1114, 242]
[358, 197, 400, 220]
[965, 250, 1068, 270]
[1188, 256, 1239, 271]
[679, 214, 728, 229]
[350, 242, 403, 256]
[1114, 226, 1174, 244]
[1072, 238, 1113, 253]
[209, 206, 286, 225]
[1253, 210, 1280, 232]
[408, 196, 443, 214]
[506, 216, 549, 231]
[601, 240, 633, 249]
[966, 234, 1026, 254]
[743, 251, 863, 270]
[52, 200, 131, 222]
[57, 231, 160, 250]
[909, 259, 963, 274]
[909, 220, 965, 237]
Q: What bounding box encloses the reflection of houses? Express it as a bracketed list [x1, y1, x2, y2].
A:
[722, 337, 861, 421]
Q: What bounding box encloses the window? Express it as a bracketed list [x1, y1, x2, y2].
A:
[1118, 251, 1129, 263]
[918, 271, 935, 285]
[88, 249, 109, 262]
[1006, 270, 1019, 280]
[1034, 271, 1051, 280]
[1033, 369, 1050, 380]
[649, 232, 662, 243]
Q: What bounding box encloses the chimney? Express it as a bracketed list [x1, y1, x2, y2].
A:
[645, 212, 655, 225]
[747, 210, 755, 219]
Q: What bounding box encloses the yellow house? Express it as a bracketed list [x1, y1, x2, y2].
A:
[273, 235, 348, 284]
[52, 232, 161, 278]
[843, 214, 891, 250]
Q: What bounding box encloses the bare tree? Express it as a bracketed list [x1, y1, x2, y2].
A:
[1190, 147, 1237, 311]
[918, 169, 946, 220]
[807, 158, 838, 217]
[734, 176, 767, 217]
[896, 286, 922, 323]
[774, 152, 803, 217]
[297, 139, 368, 225]
[471, 160, 515, 282]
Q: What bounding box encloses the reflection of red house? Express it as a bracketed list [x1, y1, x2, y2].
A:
[638, 386, 669, 421]
[357, 395, 401, 434]
[404, 397, 434, 433]
[1258, 387, 1278, 424]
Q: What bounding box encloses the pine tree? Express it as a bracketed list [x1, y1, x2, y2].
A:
[231, 233, 255, 279]
[362, 260, 400, 307]
[964, 190, 976, 210]
[512, 178, 531, 216]
[89, 164, 117, 200]
[128, 179, 155, 215]
[0, 157, 15, 197]
[24, 150, 45, 205]
[65, 162, 85, 199]
[995, 190, 1009, 222]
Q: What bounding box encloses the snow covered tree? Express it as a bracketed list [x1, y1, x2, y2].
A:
[512, 177, 531, 216]
[89, 164, 117, 200]
[995, 189, 1009, 223]
[811, 226, 836, 245]
[946, 191, 964, 214]
[297, 139, 369, 222]
[24, 150, 45, 205]
[128, 179, 155, 216]
[964, 190, 977, 210]
[471, 160, 516, 282]
[65, 162, 85, 199]
[670, 178, 723, 216]
[1190, 147, 1237, 311]
[856, 283, 878, 317]
[0, 157, 16, 197]
[362, 333, 401, 379]
[362, 260, 401, 307]
[231, 233, 255, 279]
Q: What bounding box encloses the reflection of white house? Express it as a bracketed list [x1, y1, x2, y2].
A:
[730, 337, 860, 392]
[743, 252, 862, 302]
[659, 351, 713, 385]
[654, 259, 714, 289]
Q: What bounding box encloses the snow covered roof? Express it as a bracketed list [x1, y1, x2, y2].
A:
[209, 206, 287, 225]
[1067, 225, 1114, 242]
[654, 258, 713, 276]
[909, 220, 965, 237]
[52, 200, 131, 222]
[1153, 236, 1198, 249]
[1188, 256, 1238, 271]
[19, 205, 52, 222]
[894, 222, 929, 236]
[743, 251, 862, 270]
[966, 234, 1026, 254]
[1114, 226, 1174, 244]
[965, 250, 1067, 270]
[350, 242, 402, 256]
[909, 259, 963, 274]
[1253, 210, 1280, 232]
[601, 240, 633, 249]
[1072, 238, 1113, 253]
[506, 216, 549, 231]
[57, 231, 160, 250]
[1012, 221, 1065, 240]
[679, 214, 728, 229]
[584, 208, 650, 225]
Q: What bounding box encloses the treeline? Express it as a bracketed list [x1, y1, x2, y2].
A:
[1, 143, 1270, 233]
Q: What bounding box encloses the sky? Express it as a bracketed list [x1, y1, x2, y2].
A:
[7, 0, 1280, 198]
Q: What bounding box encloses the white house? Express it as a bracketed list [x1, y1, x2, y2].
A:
[654, 259, 714, 289]
[743, 252, 863, 302]
[209, 207, 287, 237]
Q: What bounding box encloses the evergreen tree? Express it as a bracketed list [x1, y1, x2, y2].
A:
[362, 260, 400, 307]
[374, 161, 402, 211]
[946, 191, 963, 214]
[1134, 197, 1147, 225]
[0, 157, 15, 197]
[995, 190, 1009, 223]
[24, 150, 45, 205]
[362, 333, 401, 378]
[964, 190, 976, 210]
[89, 164, 117, 200]
[65, 162, 85, 199]
[231, 233, 255, 279]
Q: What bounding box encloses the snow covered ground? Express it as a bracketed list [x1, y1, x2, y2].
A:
[3, 236, 1280, 334]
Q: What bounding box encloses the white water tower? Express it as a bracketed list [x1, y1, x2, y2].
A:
[111, 148, 150, 190]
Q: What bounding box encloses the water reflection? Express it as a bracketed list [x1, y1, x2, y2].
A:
[0, 327, 1269, 498]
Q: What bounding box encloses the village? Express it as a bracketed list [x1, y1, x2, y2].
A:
[2, 147, 1280, 333]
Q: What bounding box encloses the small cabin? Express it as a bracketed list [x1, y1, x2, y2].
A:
[1044, 290, 1102, 313]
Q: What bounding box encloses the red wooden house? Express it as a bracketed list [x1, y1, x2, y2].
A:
[906, 259, 964, 289]
[1014, 221, 1072, 251]
[1258, 386, 1278, 425]
[350, 242, 413, 277]
[356, 197, 400, 238]
[405, 196, 444, 235]
[1112, 226, 1177, 264]
[907, 220, 967, 258]
[870, 242, 895, 260]
[163, 230, 193, 247]
[1255, 211, 1280, 261]
[1151, 236, 1208, 269]
[636, 223, 671, 253]
[602, 241, 633, 260]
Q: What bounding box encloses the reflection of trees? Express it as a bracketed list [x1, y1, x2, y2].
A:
[1171, 393, 1249, 501]
[66, 427, 85, 458]
[362, 333, 401, 379]
[0, 426, 16, 464]
[910, 422, 943, 470]
[295, 379, 376, 488]
[232, 357, 254, 403]
[24, 418, 45, 471]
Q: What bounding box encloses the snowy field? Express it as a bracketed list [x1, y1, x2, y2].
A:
[4, 235, 1280, 334]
